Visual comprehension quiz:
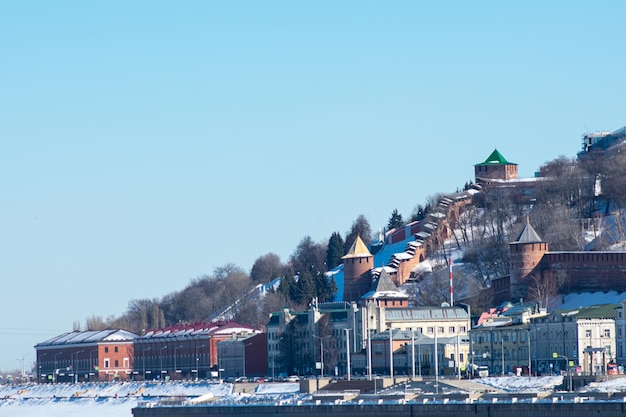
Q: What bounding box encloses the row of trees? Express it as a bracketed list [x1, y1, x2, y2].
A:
[76, 214, 378, 334]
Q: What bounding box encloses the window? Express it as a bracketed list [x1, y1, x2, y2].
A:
[586, 329, 592, 338]
[104, 359, 110, 368]
[114, 347, 119, 353]
[460, 326, 466, 333]
[437, 327, 444, 334]
[427, 327, 434, 334]
[105, 347, 109, 353]
[449, 326, 455, 333]
[604, 329, 611, 338]
[114, 360, 119, 367]
[417, 327, 423, 333]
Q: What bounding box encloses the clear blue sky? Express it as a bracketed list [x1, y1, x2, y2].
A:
[1, 1, 624, 371]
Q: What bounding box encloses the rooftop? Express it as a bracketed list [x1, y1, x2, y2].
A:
[475, 149, 517, 166]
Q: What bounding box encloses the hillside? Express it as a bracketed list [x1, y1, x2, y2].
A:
[78, 147, 626, 336]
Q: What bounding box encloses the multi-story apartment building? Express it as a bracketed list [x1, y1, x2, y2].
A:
[266, 301, 358, 377]
[470, 302, 547, 376]
[530, 304, 616, 375]
[470, 323, 532, 376]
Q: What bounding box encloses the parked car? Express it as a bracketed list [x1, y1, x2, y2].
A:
[285, 375, 300, 382]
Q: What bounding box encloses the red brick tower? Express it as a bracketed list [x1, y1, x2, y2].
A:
[342, 235, 373, 302]
[509, 220, 548, 300]
[474, 149, 518, 183]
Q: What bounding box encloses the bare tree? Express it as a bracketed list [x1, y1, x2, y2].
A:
[85, 315, 108, 330]
[250, 253, 285, 283]
[526, 273, 561, 310]
[290, 236, 327, 275]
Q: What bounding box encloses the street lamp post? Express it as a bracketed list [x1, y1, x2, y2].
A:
[241, 342, 254, 379]
[195, 344, 205, 381]
[434, 326, 439, 394]
[410, 328, 415, 380]
[527, 329, 532, 379]
[160, 346, 168, 379]
[555, 354, 572, 392]
[89, 349, 98, 382]
[418, 342, 422, 377]
[367, 329, 373, 380]
[38, 352, 47, 381]
[344, 328, 351, 381]
[71, 350, 84, 383]
[501, 331, 505, 376]
[313, 335, 330, 378]
[389, 329, 394, 379]
[174, 345, 183, 375]
[54, 352, 64, 383]
[16, 355, 27, 382]
[143, 346, 151, 380]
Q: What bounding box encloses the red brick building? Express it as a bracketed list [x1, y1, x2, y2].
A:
[35, 329, 138, 383]
[133, 321, 262, 380]
[474, 149, 518, 183]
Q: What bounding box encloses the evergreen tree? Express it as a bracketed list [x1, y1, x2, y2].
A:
[278, 273, 297, 301]
[314, 270, 338, 302]
[326, 232, 345, 269]
[387, 208, 404, 230]
[293, 271, 316, 305]
[410, 203, 431, 222]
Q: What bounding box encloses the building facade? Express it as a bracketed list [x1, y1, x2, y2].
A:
[35, 330, 137, 383]
[267, 302, 358, 378]
[530, 305, 616, 376]
[133, 321, 261, 380]
[217, 332, 268, 378]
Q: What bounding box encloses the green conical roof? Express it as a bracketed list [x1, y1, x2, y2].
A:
[476, 149, 516, 166]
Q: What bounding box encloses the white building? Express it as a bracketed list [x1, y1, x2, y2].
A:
[530, 304, 617, 375]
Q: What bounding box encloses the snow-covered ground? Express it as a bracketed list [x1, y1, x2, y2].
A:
[3, 377, 626, 417]
[0, 381, 299, 417]
[477, 376, 563, 392]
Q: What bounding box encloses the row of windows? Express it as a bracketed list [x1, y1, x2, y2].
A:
[104, 346, 119, 353]
[584, 329, 611, 338]
[414, 326, 467, 334]
[102, 358, 130, 368]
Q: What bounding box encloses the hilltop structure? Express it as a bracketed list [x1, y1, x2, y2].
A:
[578, 126, 626, 159]
[474, 149, 519, 183]
[491, 220, 626, 303]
